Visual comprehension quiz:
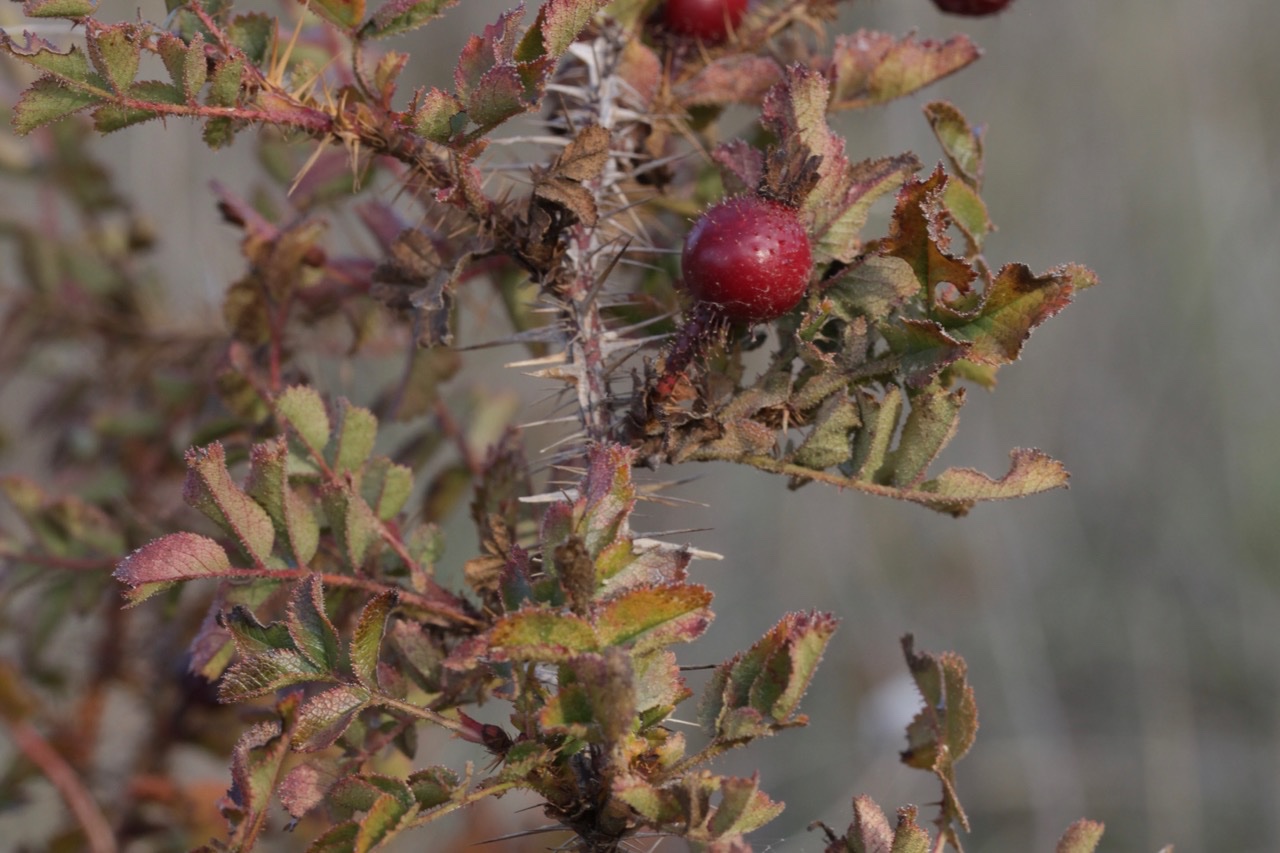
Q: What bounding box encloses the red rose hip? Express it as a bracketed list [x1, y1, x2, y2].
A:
[679, 196, 813, 323]
[931, 0, 1014, 15]
[663, 0, 748, 43]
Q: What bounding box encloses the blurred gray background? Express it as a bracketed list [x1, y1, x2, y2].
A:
[4, 0, 1280, 850]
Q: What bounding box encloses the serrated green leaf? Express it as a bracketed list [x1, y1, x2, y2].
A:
[792, 393, 860, 470]
[594, 584, 713, 653]
[219, 648, 325, 701]
[23, 0, 97, 18]
[706, 775, 784, 839]
[156, 33, 187, 86]
[466, 64, 527, 129]
[182, 33, 207, 101]
[328, 774, 414, 812]
[227, 13, 275, 65]
[890, 806, 932, 853]
[850, 386, 902, 481]
[412, 87, 463, 142]
[884, 386, 965, 487]
[880, 319, 970, 390]
[612, 776, 684, 825]
[354, 793, 418, 851]
[884, 165, 976, 303]
[829, 31, 979, 111]
[924, 100, 983, 186]
[246, 439, 320, 566]
[488, 607, 598, 661]
[228, 709, 294, 820]
[288, 576, 341, 671]
[360, 456, 412, 521]
[943, 263, 1095, 365]
[305, 0, 365, 31]
[183, 442, 276, 565]
[203, 115, 238, 148]
[535, 0, 607, 59]
[918, 448, 1070, 514]
[845, 795, 894, 853]
[827, 254, 919, 323]
[329, 399, 378, 474]
[294, 685, 370, 751]
[206, 56, 244, 107]
[540, 650, 635, 743]
[277, 386, 332, 457]
[748, 611, 837, 723]
[92, 81, 184, 133]
[12, 77, 102, 134]
[941, 178, 992, 251]
[350, 591, 396, 689]
[223, 604, 295, 656]
[1056, 819, 1105, 853]
[700, 611, 837, 740]
[406, 767, 458, 809]
[323, 484, 381, 569]
[365, 0, 458, 39]
[113, 532, 234, 605]
[87, 25, 141, 93]
[2, 36, 96, 82]
[306, 821, 359, 853]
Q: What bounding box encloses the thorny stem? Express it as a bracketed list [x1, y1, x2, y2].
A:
[556, 33, 642, 442]
[0, 716, 117, 853]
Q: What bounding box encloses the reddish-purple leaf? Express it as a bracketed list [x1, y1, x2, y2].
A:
[883, 164, 977, 304]
[278, 761, 331, 820]
[293, 684, 371, 751]
[183, 442, 276, 566]
[828, 30, 980, 111]
[114, 532, 234, 606]
[676, 55, 783, 107]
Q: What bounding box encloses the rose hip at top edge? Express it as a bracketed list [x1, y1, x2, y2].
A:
[931, 0, 1014, 15]
[679, 196, 813, 324]
[663, 0, 749, 42]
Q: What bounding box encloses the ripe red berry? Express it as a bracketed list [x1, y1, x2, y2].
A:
[662, 0, 748, 43]
[931, 0, 1014, 15]
[679, 196, 813, 324]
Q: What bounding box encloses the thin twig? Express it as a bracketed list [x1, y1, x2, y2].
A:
[0, 717, 117, 853]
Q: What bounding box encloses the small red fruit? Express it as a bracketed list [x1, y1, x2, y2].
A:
[931, 0, 1014, 15]
[679, 196, 813, 324]
[662, 0, 748, 43]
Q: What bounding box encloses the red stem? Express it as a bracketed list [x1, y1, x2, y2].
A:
[0, 717, 117, 853]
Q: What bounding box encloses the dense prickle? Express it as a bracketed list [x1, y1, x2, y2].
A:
[679, 196, 813, 323]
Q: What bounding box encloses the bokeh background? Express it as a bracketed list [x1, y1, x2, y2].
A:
[3, 0, 1279, 850]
